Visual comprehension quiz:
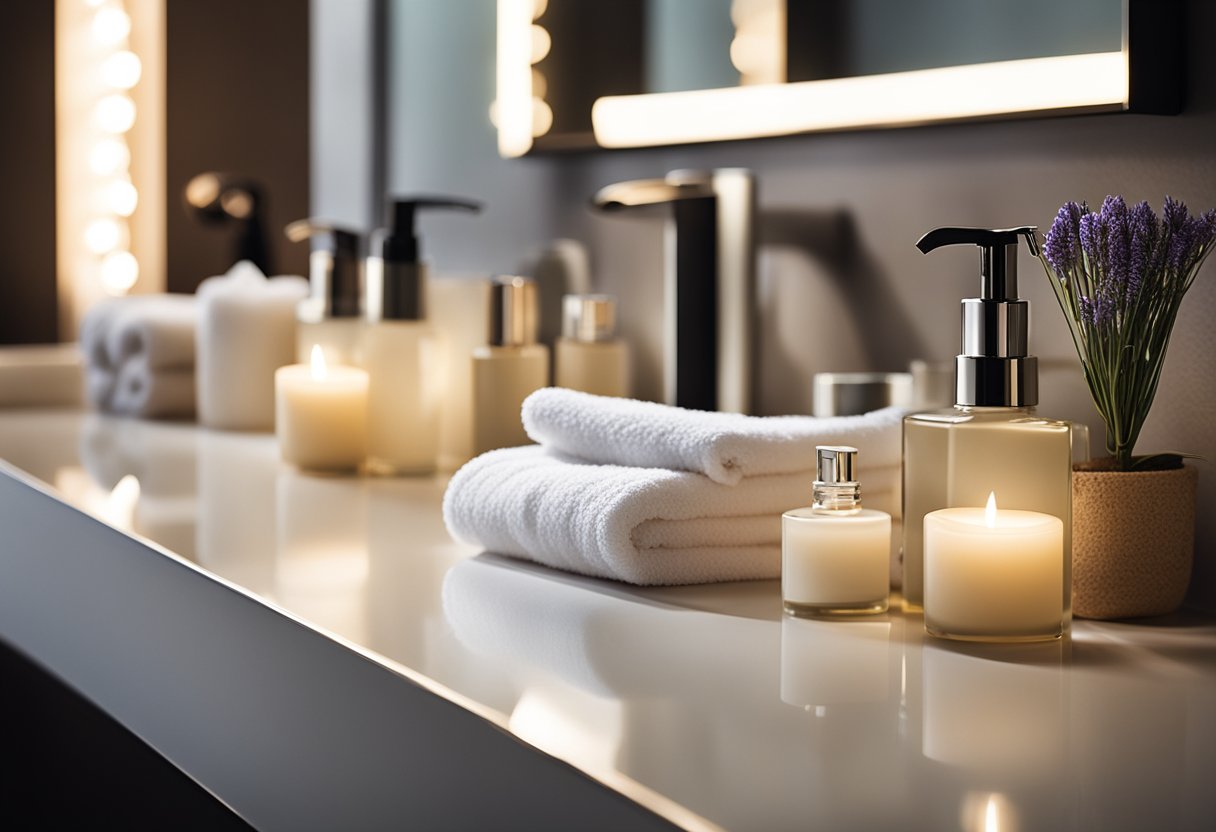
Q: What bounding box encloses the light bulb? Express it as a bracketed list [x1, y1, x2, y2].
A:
[95, 94, 137, 133]
[84, 218, 123, 254]
[531, 97, 553, 137]
[92, 8, 131, 46]
[530, 25, 551, 64]
[102, 51, 142, 89]
[532, 0, 548, 20]
[107, 180, 139, 216]
[88, 139, 130, 176]
[100, 251, 139, 295]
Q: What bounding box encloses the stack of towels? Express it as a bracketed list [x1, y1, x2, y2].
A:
[80, 294, 198, 419]
[443, 387, 904, 586]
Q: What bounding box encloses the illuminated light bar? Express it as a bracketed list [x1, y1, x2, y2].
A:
[496, 0, 534, 158]
[592, 51, 1127, 149]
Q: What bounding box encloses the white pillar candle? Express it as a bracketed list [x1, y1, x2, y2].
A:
[924, 493, 1064, 642]
[275, 346, 368, 471]
[196, 261, 309, 431]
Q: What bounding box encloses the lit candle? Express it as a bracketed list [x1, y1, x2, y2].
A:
[924, 493, 1064, 642]
[274, 345, 368, 471]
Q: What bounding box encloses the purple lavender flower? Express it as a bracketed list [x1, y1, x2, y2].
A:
[1100, 195, 1131, 297]
[1078, 295, 1114, 327]
[1126, 200, 1158, 301]
[1079, 210, 1104, 271]
[1043, 201, 1084, 273]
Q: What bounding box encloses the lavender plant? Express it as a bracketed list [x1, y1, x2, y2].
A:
[1035, 196, 1216, 470]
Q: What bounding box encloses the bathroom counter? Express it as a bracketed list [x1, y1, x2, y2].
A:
[1, 409, 1214, 831]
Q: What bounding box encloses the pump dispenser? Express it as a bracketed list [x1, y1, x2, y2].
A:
[285, 219, 365, 367]
[363, 196, 481, 475]
[902, 226, 1079, 629]
[472, 276, 550, 455]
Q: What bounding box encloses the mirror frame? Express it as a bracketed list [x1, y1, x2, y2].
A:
[496, 0, 1182, 158]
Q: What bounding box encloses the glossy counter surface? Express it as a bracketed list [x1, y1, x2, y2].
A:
[2, 409, 1215, 831]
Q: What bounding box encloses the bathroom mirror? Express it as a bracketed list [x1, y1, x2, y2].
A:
[496, 0, 1181, 157]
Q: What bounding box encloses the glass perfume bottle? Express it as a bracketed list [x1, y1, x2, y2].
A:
[471, 276, 550, 456]
[783, 446, 891, 617]
[902, 227, 1082, 627]
[555, 294, 630, 398]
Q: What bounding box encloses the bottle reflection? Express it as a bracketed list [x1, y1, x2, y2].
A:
[780, 617, 894, 707]
[274, 469, 369, 643]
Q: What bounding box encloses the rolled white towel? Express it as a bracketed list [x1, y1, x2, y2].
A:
[443, 446, 898, 586]
[521, 388, 904, 486]
[109, 356, 195, 419]
[104, 293, 197, 370]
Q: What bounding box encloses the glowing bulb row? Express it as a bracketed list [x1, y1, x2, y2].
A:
[86, 0, 139, 295]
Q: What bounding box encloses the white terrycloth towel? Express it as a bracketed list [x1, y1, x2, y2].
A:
[443, 445, 898, 586]
[522, 388, 904, 485]
[109, 357, 195, 419]
[80, 294, 198, 371]
[104, 294, 197, 370]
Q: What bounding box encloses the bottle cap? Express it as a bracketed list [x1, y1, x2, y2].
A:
[285, 219, 363, 321]
[562, 294, 616, 343]
[916, 226, 1039, 407]
[490, 276, 539, 347]
[813, 446, 860, 510]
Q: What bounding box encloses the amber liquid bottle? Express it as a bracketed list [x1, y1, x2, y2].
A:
[902, 227, 1082, 635]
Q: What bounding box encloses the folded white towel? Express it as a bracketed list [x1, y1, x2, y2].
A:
[80, 294, 198, 372]
[109, 357, 195, 419]
[521, 388, 904, 486]
[443, 445, 897, 586]
[104, 294, 197, 370]
[85, 366, 117, 410]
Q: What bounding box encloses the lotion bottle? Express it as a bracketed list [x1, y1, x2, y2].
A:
[555, 294, 630, 397]
[902, 227, 1081, 622]
[783, 446, 891, 617]
[285, 220, 365, 367]
[364, 197, 481, 475]
[472, 276, 549, 455]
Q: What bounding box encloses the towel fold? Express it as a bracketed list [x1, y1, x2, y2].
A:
[444, 445, 898, 586]
[80, 294, 198, 371]
[522, 388, 904, 485]
[109, 357, 195, 419]
[104, 294, 197, 370]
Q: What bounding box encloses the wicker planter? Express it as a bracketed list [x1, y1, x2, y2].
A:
[1071, 460, 1198, 619]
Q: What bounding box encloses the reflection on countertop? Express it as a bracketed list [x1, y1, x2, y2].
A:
[1, 408, 1215, 832]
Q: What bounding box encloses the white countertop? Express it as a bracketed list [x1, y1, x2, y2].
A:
[2, 409, 1215, 831]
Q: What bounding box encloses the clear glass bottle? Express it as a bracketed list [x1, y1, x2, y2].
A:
[472, 276, 550, 456]
[555, 294, 630, 398]
[902, 227, 1081, 628]
[783, 446, 891, 617]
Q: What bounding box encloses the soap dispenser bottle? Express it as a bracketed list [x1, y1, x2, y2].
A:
[902, 227, 1079, 619]
[363, 197, 481, 475]
[472, 276, 549, 455]
[555, 294, 631, 398]
[783, 446, 892, 617]
[285, 220, 365, 367]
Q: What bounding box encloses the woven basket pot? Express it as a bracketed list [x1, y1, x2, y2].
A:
[1071, 461, 1197, 619]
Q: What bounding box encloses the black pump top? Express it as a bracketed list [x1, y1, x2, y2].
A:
[379, 196, 483, 263]
[916, 226, 1036, 301]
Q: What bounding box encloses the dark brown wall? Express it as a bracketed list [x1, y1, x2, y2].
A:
[0, 4, 57, 344]
[166, 0, 310, 292]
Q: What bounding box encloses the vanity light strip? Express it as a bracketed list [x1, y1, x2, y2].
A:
[496, 0, 534, 158]
[591, 51, 1128, 148]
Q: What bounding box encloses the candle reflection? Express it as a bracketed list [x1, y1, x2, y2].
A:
[922, 642, 1065, 778]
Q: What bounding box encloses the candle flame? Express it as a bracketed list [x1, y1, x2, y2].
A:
[985, 492, 997, 529]
[310, 344, 327, 380]
[984, 795, 999, 832]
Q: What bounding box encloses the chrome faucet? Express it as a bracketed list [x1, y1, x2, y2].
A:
[592, 169, 756, 413]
